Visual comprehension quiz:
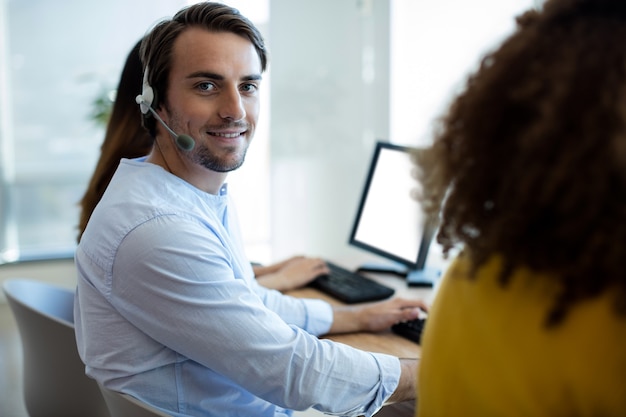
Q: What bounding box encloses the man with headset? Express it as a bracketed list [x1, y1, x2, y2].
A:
[74, 2, 425, 416]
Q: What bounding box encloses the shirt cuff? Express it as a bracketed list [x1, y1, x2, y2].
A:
[300, 298, 333, 336]
[364, 353, 401, 416]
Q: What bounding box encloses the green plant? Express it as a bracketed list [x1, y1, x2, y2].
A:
[90, 87, 115, 127]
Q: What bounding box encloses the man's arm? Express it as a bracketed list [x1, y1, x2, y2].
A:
[386, 358, 418, 404]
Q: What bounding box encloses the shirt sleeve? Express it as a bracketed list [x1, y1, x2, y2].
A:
[249, 279, 334, 336]
[110, 214, 400, 416]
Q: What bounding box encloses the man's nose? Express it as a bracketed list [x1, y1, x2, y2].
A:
[218, 87, 246, 121]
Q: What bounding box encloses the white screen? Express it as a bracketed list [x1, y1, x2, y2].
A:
[352, 144, 423, 265]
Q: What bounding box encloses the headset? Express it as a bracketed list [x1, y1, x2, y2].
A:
[135, 67, 195, 151]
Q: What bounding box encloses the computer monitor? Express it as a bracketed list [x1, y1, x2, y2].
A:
[348, 141, 440, 287]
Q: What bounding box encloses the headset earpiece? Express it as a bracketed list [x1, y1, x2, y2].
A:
[135, 67, 154, 115]
[134, 66, 196, 152]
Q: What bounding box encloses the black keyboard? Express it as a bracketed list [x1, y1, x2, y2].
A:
[309, 261, 395, 304]
[391, 318, 426, 344]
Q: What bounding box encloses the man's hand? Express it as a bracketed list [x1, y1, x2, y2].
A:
[328, 297, 428, 334]
[254, 256, 329, 291]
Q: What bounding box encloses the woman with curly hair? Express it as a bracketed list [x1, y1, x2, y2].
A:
[414, 0, 626, 415]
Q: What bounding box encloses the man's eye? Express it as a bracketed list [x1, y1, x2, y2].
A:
[198, 82, 215, 92]
[241, 83, 258, 93]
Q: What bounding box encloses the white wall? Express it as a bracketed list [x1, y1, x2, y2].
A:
[266, 0, 537, 269]
[268, 0, 392, 266]
[390, 0, 538, 147]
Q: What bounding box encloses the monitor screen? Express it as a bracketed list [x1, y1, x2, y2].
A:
[348, 141, 437, 286]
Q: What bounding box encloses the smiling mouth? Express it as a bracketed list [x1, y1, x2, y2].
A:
[210, 132, 244, 138]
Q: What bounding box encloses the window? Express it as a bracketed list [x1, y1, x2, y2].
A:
[390, 0, 540, 147]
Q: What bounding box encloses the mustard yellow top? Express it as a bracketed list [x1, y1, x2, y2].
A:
[417, 254, 626, 417]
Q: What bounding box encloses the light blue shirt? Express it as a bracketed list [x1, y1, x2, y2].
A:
[74, 158, 400, 417]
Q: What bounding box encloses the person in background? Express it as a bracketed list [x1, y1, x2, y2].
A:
[74, 3, 426, 416]
[413, 0, 626, 415]
[77, 38, 329, 292]
[77, 39, 152, 242]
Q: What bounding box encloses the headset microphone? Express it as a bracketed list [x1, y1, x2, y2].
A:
[136, 98, 196, 152]
[135, 67, 196, 152]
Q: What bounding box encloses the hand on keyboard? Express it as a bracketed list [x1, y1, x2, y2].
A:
[391, 318, 426, 344]
[255, 256, 330, 292]
[329, 295, 428, 334]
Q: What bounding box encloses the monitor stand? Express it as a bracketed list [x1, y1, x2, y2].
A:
[356, 262, 440, 287]
[406, 267, 440, 287]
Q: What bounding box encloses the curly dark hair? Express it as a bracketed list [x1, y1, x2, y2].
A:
[414, 0, 626, 326]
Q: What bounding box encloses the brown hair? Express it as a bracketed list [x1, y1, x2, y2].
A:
[77, 39, 153, 241]
[139, 2, 268, 137]
[414, 0, 626, 325]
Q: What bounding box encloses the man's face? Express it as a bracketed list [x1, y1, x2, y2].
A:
[160, 27, 262, 173]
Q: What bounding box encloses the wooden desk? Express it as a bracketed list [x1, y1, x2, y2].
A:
[286, 271, 435, 417]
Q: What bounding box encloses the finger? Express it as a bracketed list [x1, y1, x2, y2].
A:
[393, 297, 429, 312]
[312, 259, 328, 270]
[397, 307, 421, 322]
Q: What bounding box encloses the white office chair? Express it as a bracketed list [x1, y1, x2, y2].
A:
[2, 278, 110, 417]
[98, 383, 172, 417]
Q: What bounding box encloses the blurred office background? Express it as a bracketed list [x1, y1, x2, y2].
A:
[0, 0, 537, 269]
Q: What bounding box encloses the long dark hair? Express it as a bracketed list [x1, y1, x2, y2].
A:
[77, 39, 153, 241]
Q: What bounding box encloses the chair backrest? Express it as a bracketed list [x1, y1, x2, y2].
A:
[98, 383, 172, 417]
[2, 278, 110, 417]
